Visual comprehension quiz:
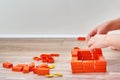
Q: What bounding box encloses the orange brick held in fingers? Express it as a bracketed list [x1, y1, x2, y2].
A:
[23, 65, 30, 73]
[12, 66, 23, 72]
[50, 53, 59, 57]
[77, 37, 86, 41]
[2, 62, 13, 68]
[33, 56, 41, 61]
[37, 68, 50, 75]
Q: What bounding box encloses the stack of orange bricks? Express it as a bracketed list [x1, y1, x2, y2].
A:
[71, 47, 107, 73]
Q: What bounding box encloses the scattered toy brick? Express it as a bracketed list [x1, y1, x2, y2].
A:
[2, 62, 13, 68]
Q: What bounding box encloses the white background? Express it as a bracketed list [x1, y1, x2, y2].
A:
[0, 0, 120, 37]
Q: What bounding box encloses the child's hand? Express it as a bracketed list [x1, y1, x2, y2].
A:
[87, 34, 109, 50]
[86, 21, 111, 41]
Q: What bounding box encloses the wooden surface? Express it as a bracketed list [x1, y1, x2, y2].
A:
[0, 38, 120, 80]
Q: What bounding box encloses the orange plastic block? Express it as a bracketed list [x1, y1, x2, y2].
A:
[23, 65, 30, 73]
[71, 60, 83, 67]
[47, 56, 54, 63]
[51, 53, 59, 57]
[71, 48, 80, 57]
[77, 51, 82, 60]
[33, 56, 41, 61]
[93, 52, 99, 60]
[41, 56, 48, 62]
[36, 64, 49, 68]
[95, 57, 106, 66]
[81, 50, 92, 60]
[16, 64, 28, 68]
[82, 60, 94, 72]
[40, 54, 51, 57]
[71, 60, 83, 71]
[29, 62, 35, 71]
[33, 67, 38, 74]
[93, 48, 102, 56]
[37, 68, 49, 75]
[95, 66, 106, 72]
[12, 66, 23, 72]
[77, 37, 86, 41]
[2, 62, 13, 68]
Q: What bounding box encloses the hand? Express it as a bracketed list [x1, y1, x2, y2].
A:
[86, 18, 120, 41]
[86, 21, 111, 41]
[87, 34, 109, 50]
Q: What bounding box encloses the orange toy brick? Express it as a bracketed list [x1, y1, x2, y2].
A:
[12, 66, 23, 72]
[33, 56, 41, 61]
[36, 64, 49, 68]
[41, 56, 48, 62]
[40, 54, 51, 57]
[95, 57, 106, 66]
[29, 62, 35, 71]
[93, 48, 102, 56]
[2, 62, 13, 68]
[48, 56, 54, 63]
[77, 51, 82, 60]
[51, 53, 59, 57]
[80, 50, 92, 60]
[71, 48, 80, 57]
[33, 67, 38, 74]
[95, 65, 106, 72]
[71, 60, 83, 73]
[16, 64, 28, 68]
[23, 65, 30, 73]
[77, 37, 86, 41]
[83, 60, 94, 72]
[37, 68, 50, 75]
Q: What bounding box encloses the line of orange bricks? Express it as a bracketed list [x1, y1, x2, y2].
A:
[2, 53, 59, 75]
[71, 47, 107, 73]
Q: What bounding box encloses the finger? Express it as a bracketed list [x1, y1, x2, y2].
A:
[89, 44, 96, 50]
[86, 30, 97, 41]
[87, 37, 94, 47]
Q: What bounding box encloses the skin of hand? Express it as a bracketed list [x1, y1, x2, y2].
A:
[87, 34, 109, 50]
[87, 34, 120, 50]
[86, 18, 120, 41]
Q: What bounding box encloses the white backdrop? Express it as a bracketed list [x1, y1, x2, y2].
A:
[0, 0, 120, 38]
